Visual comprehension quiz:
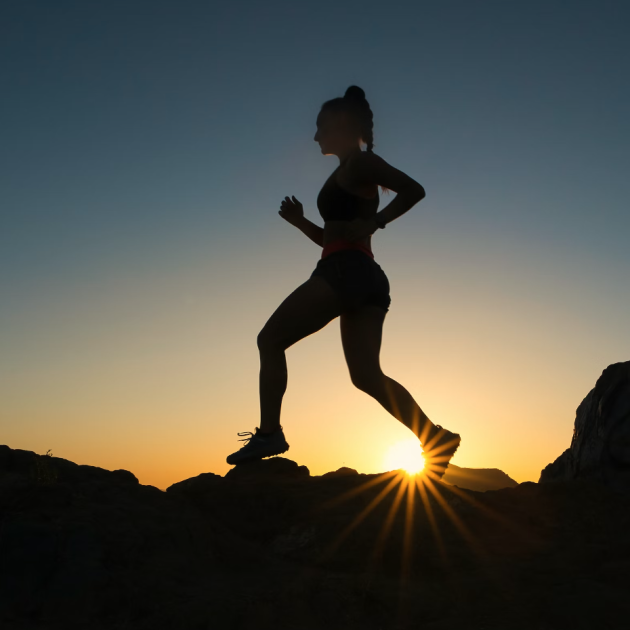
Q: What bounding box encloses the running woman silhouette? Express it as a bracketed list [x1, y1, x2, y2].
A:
[226, 85, 460, 480]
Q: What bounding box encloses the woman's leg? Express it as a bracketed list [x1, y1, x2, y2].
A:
[339, 305, 437, 443]
[257, 275, 344, 432]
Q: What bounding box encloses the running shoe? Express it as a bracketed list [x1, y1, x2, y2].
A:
[421, 424, 461, 481]
[226, 425, 290, 465]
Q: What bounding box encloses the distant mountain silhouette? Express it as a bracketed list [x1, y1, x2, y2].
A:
[313, 462, 518, 492]
[442, 463, 518, 491]
[1, 444, 628, 629]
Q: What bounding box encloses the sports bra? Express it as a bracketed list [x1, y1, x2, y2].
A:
[317, 165, 379, 222]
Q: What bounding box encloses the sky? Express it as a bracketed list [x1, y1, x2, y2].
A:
[1, 0, 629, 489]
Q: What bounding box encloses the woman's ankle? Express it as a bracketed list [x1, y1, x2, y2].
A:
[416, 418, 437, 443]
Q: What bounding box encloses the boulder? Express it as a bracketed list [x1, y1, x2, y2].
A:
[318, 466, 359, 478]
[166, 471, 223, 495]
[540, 360, 630, 490]
[223, 456, 310, 481]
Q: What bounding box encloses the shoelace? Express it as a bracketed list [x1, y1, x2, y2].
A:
[432, 424, 457, 439]
[236, 425, 283, 444]
[426, 424, 445, 443]
[237, 431, 256, 444]
[425, 424, 460, 452]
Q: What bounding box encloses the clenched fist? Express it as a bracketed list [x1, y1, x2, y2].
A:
[278, 195, 304, 226]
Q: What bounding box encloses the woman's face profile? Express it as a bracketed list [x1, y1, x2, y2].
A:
[314, 109, 358, 155]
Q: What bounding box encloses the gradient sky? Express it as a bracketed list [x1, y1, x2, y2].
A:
[2, 0, 629, 489]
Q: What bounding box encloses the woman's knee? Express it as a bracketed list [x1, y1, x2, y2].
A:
[257, 327, 286, 353]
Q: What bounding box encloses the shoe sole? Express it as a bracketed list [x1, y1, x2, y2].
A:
[226, 443, 290, 466]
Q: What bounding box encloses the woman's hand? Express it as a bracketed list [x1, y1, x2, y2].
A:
[345, 217, 379, 242]
[278, 195, 304, 226]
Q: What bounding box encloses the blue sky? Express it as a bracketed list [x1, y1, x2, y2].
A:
[1, 0, 629, 486]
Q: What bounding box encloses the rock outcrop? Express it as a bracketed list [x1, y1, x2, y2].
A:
[540, 360, 630, 490]
[1, 445, 629, 629]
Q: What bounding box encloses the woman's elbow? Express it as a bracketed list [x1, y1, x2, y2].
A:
[407, 185, 425, 201]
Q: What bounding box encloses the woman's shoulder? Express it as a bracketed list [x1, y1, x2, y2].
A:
[346, 150, 386, 187]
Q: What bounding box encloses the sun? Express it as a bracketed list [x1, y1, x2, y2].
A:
[382, 438, 425, 475]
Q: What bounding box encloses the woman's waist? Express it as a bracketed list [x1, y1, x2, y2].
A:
[321, 238, 374, 260]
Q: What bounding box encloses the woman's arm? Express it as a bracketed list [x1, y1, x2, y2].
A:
[292, 215, 324, 247]
[375, 189, 425, 227]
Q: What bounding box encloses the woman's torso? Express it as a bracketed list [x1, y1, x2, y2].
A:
[317, 161, 380, 249]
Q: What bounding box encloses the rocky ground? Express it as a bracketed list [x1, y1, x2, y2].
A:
[1, 445, 629, 630]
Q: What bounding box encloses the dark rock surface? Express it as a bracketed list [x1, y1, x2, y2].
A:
[320, 466, 359, 479]
[540, 360, 630, 490]
[224, 456, 311, 481]
[1, 445, 629, 629]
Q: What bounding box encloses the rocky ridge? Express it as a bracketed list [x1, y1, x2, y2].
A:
[1, 442, 629, 629]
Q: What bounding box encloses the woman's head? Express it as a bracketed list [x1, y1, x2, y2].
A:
[314, 85, 375, 156]
[315, 85, 389, 194]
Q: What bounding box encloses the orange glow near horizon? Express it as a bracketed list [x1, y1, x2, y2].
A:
[1, 227, 611, 490]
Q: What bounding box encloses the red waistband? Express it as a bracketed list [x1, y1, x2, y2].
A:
[321, 239, 374, 260]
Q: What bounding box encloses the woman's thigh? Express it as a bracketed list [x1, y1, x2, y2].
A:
[258, 275, 344, 351]
[340, 304, 387, 387]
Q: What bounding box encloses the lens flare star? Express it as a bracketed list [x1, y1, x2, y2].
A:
[382, 439, 425, 475]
